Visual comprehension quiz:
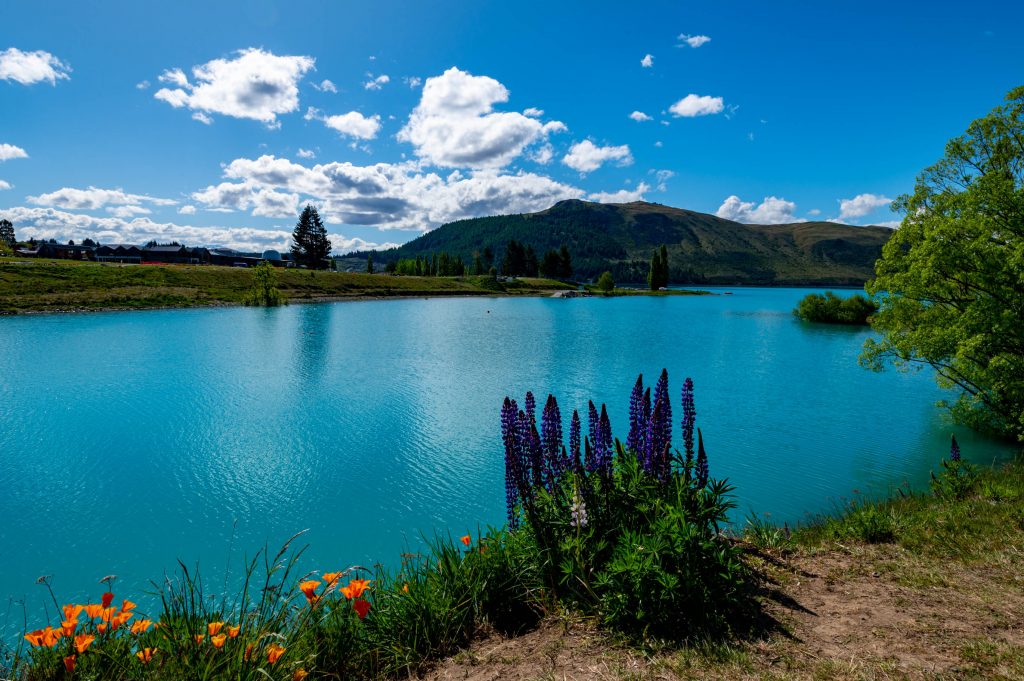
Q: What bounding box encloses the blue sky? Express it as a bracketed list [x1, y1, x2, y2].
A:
[1, 0, 1022, 252]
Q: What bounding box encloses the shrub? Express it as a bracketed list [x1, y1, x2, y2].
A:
[793, 291, 877, 324]
[244, 261, 285, 306]
[930, 434, 979, 500]
[597, 271, 615, 293]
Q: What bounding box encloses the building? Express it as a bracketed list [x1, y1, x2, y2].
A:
[33, 242, 95, 260]
[95, 244, 143, 263]
[141, 245, 209, 265]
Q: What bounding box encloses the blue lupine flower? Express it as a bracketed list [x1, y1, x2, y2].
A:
[500, 397, 520, 527]
[681, 377, 696, 465]
[541, 394, 565, 488]
[598, 404, 613, 475]
[653, 368, 672, 455]
[569, 409, 582, 473]
[648, 391, 669, 478]
[695, 428, 709, 489]
[626, 374, 644, 454]
[950, 434, 961, 462]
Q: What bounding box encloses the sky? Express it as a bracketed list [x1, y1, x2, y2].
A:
[1, 0, 1022, 253]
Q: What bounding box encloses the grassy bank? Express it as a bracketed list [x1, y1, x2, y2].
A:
[0, 259, 572, 313]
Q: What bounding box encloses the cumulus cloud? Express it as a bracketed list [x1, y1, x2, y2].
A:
[404, 76, 422, 88]
[562, 140, 633, 173]
[529, 144, 554, 165]
[641, 54, 654, 67]
[363, 74, 390, 90]
[715, 195, 804, 224]
[178, 205, 197, 215]
[0, 180, 11, 191]
[589, 182, 650, 204]
[651, 169, 674, 191]
[523, 107, 544, 117]
[397, 67, 566, 169]
[313, 79, 337, 93]
[0, 48, 71, 85]
[136, 80, 150, 90]
[296, 148, 316, 159]
[678, 34, 711, 48]
[0, 143, 29, 161]
[305, 107, 382, 140]
[190, 182, 299, 218]
[27, 186, 177, 211]
[153, 48, 315, 126]
[837, 193, 893, 220]
[668, 94, 724, 117]
[629, 110, 652, 122]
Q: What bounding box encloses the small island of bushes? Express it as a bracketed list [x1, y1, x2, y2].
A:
[793, 290, 878, 325]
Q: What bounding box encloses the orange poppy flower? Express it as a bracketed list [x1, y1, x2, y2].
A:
[75, 634, 95, 653]
[101, 592, 115, 608]
[194, 634, 205, 645]
[299, 580, 320, 604]
[293, 670, 309, 681]
[460, 534, 471, 546]
[97, 624, 108, 634]
[266, 643, 286, 665]
[63, 655, 76, 674]
[226, 625, 240, 639]
[130, 619, 153, 635]
[244, 643, 255, 662]
[136, 647, 156, 664]
[84, 604, 103, 619]
[207, 621, 224, 636]
[63, 604, 84, 622]
[120, 599, 136, 612]
[100, 607, 115, 623]
[28, 626, 63, 647]
[340, 578, 370, 600]
[61, 620, 77, 637]
[24, 630, 44, 647]
[402, 583, 409, 594]
[322, 571, 342, 586]
[353, 598, 371, 620]
[112, 611, 134, 629]
[210, 633, 227, 649]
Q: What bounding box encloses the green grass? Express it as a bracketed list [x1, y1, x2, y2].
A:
[0, 259, 573, 313]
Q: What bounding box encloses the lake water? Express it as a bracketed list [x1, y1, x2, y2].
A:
[0, 288, 1017, 615]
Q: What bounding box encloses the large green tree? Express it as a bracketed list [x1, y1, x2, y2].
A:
[291, 205, 332, 269]
[0, 219, 15, 247]
[862, 86, 1024, 440]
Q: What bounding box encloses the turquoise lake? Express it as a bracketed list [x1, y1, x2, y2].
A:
[0, 288, 1017, 614]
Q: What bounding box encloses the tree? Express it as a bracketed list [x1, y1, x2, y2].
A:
[244, 261, 285, 306]
[862, 86, 1024, 440]
[647, 244, 669, 290]
[597, 271, 615, 293]
[366, 252, 375, 274]
[539, 249, 563, 278]
[290, 204, 332, 269]
[0, 219, 14, 247]
[558, 244, 573, 279]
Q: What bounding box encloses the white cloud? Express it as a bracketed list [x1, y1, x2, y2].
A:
[313, 79, 337, 93]
[136, 80, 150, 90]
[641, 54, 654, 68]
[523, 107, 544, 117]
[807, 208, 821, 216]
[0, 144, 29, 162]
[191, 182, 299, 218]
[668, 94, 724, 117]
[0, 48, 71, 85]
[27, 186, 177, 211]
[306, 107, 381, 140]
[363, 74, 390, 90]
[629, 110, 652, 122]
[0, 180, 11, 191]
[562, 140, 633, 173]
[154, 48, 315, 126]
[529, 144, 554, 165]
[404, 76, 422, 88]
[715, 195, 804, 224]
[654, 140, 663, 148]
[108, 205, 151, 218]
[678, 34, 711, 48]
[192, 112, 214, 125]
[178, 205, 197, 215]
[296, 148, 316, 159]
[837, 193, 893, 220]
[651, 169, 674, 191]
[397, 67, 566, 169]
[589, 182, 651, 204]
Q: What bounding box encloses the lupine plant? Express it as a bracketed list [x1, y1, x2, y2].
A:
[501, 370, 751, 638]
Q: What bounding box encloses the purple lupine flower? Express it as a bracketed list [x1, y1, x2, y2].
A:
[569, 410, 582, 473]
[524, 391, 536, 425]
[653, 369, 672, 454]
[695, 428, 709, 489]
[626, 374, 644, 453]
[681, 377, 696, 465]
[646, 391, 670, 478]
[583, 435, 595, 473]
[501, 397, 520, 528]
[597, 404, 613, 475]
[516, 409, 542, 492]
[950, 434, 961, 462]
[588, 400, 599, 454]
[541, 394, 565, 488]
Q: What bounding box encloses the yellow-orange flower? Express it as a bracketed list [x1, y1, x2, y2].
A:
[266, 644, 286, 665]
[226, 625, 240, 639]
[112, 611, 134, 629]
[84, 604, 103, 619]
[130, 619, 153, 635]
[63, 604, 84, 622]
[100, 607, 115, 623]
[101, 592, 114, 608]
[24, 630, 44, 647]
[97, 624, 108, 634]
[293, 669, 309, 681]
[31, 626, 63, 647]
[61, 620, 77, 637]
[244, 643, 255, 662]
[194, 634, 205, 645]
[120, 599, 136, 612]
[402, 583, 409, 594]
[299, 580, 320, 604]
[210, 633, 227, 649]
[340, 578, 370, 600]
[460, 534, 471, 547]
[207, 621, 224, 636]
[322, 571, 342, 587]
[63, 655, 76, 674]
[136, 647, 156, 664]
[75, 634, 95, 653]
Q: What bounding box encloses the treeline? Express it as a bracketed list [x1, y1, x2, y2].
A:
[380, 241, 576, 280]
[386, 251, 467, 276]
[499, 240, 573, 278]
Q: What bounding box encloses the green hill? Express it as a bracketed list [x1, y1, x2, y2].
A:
[362, 200, 894, 285]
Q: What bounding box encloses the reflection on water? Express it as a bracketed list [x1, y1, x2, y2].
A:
[0, 289, 1017, 613]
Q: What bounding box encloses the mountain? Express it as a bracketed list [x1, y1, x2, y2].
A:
[363, 200, 894, 285]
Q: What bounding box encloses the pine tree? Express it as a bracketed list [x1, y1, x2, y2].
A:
[290, 205, 332, 269]
[366, 252, 374, 274]
[0, 219, 14, 246]
[558, 244, 573, 279]
[647, 244, 670, 290]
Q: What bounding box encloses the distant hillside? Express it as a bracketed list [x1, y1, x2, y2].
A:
[360, 200, 894, 285]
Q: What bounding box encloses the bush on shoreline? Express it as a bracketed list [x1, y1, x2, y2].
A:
[793, 291, 877, 325]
